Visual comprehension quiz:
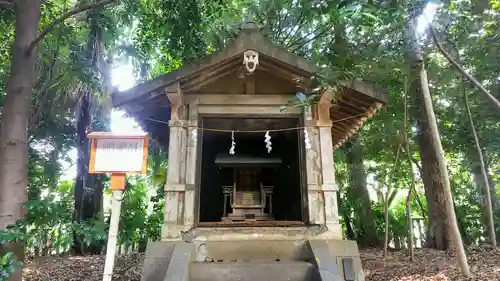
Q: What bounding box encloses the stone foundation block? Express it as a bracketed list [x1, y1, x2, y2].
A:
[141, 241, 195, 281]
[309, 240, 364, 281]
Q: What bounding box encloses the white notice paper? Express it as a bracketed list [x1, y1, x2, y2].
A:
[93, 138, 145, 173]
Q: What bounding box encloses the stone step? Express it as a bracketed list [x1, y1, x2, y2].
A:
[194, 240, 314, 262]
[189, 261, 321, 281]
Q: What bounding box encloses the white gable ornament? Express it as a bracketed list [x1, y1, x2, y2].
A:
[243, 50, 259, 73]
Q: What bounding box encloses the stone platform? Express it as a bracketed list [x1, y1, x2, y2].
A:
[140, 227, 365, 281]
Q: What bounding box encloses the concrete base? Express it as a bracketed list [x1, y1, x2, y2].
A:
[141, 227, 364, 281]
[141, 241, 195, 281]
[309, 240, 365, 281]
[141, 241, 176, 281]
[187, 225, 339, 241]
[190, 261, 321, 281]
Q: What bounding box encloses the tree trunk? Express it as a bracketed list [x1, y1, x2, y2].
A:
[467, 143, 498, 245]
[415, 121, 450, 249]
[72, 87, 105, 255]
[404, 86, 415, 261]
[73, 87, 91, 254]
[470, 153, 493, 205]
[0, 2, 41, 281]
[406, 16, 470, 276]
[408, 24, 450, 250]
[383, 192, 390, 258]
[72, 9, 112, 254]
[346, 136, 379, 247]
[483, 152, 500, 242]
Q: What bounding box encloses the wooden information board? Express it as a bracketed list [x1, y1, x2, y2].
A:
[88, 132, 148, 190]
[88, 132, 148, 174]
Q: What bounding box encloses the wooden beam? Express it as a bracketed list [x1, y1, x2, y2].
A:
[166, 82, 183, 120]
[330, 108, 355, 121]
[317, 94, 332, 124]
[184, 94, 295, 105]
[336, 98, 368, 112]
[340, 80, 389, 103]
[346, 94, 376, 107]
[245, 73, 256, 95]
[259, 60, 311, 88]
[332, 118, 362, 131]
[166, 82, 183, 104]
[331, 124, 356, 137]
[331, 102, 361, 116]
[183, 59, 242, 92]
[197, 105, 302, 115]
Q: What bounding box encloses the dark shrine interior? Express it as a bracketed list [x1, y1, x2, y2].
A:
[198, 117, 305, 224]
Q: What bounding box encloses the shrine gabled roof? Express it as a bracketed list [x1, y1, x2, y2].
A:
[112, 20, 316, 107]
[110, 20, 389, 150]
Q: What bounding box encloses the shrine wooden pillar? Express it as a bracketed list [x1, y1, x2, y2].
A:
[184, 103, 198, 228]
[162, 83, 192, 240]
[304, 90, 341, 239]
[317, 93, 340, 236]
[304, 106, 325, 225]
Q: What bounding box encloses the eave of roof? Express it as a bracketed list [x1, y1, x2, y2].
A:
[329, 82, 386, 149]
[112, 21, 317, 107]
[110, 20, 390, 152]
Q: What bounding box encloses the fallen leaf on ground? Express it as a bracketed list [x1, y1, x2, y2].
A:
[22, 247, 500, 281]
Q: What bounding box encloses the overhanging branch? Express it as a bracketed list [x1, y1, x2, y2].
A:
[429, 24, 500, 112]
[28, 0, 116, 53]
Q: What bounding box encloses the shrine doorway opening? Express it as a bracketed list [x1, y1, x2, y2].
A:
[197, 117, 307, 226]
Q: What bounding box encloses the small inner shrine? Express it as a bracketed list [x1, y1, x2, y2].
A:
[198, 118, 304, 224]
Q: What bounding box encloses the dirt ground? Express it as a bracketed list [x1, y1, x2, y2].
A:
[22, 247, 500, 281]
[361, 247, 500, 281]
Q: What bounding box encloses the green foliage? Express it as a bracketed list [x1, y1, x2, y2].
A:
[0, 180, 107, 255]
[144, 185, 165, 242]
[0, 174, 164, 255]
[0, 252, 23, 281]
[117, 153, 166, 250]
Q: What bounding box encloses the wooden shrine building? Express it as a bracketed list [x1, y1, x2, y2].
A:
[112, 19, 387, 281]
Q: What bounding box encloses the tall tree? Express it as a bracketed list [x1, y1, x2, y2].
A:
[0, 1, 115, 279]
[0, 3, 41, 281]
[405, 6, 470, 276]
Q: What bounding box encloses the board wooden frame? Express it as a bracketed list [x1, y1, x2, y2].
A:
[88, 132, 149, 175]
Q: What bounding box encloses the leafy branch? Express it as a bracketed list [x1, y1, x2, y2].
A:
[28, 0, 117, 53]
[428, 24, 500, 112]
